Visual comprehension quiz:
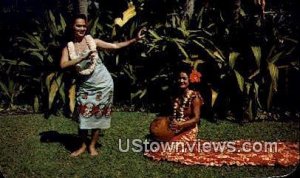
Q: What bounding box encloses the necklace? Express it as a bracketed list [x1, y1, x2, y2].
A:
[173, 89, 193, 122]
[67, 35, 98, 75]
[74, 38, 87, 55]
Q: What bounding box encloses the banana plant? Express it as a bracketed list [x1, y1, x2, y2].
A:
[0, 57, 26, 108]
[15, 10, 75, 114]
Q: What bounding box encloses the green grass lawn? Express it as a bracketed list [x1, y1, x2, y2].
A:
[0, 112, 299, 178]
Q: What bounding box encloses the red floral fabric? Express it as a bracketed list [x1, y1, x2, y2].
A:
[144, 126, 299, 166]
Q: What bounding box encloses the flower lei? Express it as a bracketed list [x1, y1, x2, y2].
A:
[67, 35, 97, 75]
[172, 90, 193, 133]
[173, 90, 193, 122]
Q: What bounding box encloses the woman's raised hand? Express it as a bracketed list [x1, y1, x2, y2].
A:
[136, 27, 147, 41]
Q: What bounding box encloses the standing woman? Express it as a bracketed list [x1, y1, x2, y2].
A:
[60, 14, 144, 157]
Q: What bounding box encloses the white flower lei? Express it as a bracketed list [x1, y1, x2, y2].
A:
[67, 35, 98, 75]
[173, 90, 193, 122]
[171, 90, 193, 133]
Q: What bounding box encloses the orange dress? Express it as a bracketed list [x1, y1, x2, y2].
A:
[144, 91, 299, 166]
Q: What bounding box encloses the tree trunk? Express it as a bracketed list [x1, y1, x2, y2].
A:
[182, 0, 195, 27]
[183, 0, 195, 21]
[232, 0, 241, 24]
[78, 0, 88, 17]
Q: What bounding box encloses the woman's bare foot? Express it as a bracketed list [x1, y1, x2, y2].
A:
[89, 146, 99, 156]
[70, 144, 87, 157]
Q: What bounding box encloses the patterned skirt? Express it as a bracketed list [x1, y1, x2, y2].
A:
[144, 126, 299, 166]
[76, 63, 114, 130]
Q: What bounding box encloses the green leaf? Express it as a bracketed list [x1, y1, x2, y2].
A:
[0, 58, 31, 66]
[192, 59, 205, 69]
[123, 67, 136, 84]
[90, 17, 99, 36]
[46, 73, 56, 91]
[268, 63, 279, 92]
[31, 52, 44, 62]
[8, 79, 14, 95]
[161, 86, 169, 91]
[251, 46, 261, 67]
[245, 82, 251, 94]
[48, 79, 59, 110]
[269, 51, 284, 64]
[173, 41, 189, 59]
[16, 36, 36, 47]
[207, 39, 226, 60]
[229, 51, 240, 69]
[254, 82, 262, 108]
[266, 64, 278, 109]
[240, 8, 246, 17]
[58, 82, 66, 104]
[49, 10, 58, 36]
[59, 14, 66, 32]
[130, 21, 136, 38]
[0, 81, 9, 97]
[48, 73, 63, 110]
[197, 7, 205, 28]
[131, 90, 142, 100]
[281, 36, 298, 43]
[148, 30, 162, 40]
[193, 40, 224, 62]
[115, 55, 119, 65]
[24, 33, 45, 50]
[234, 70, 244, 92]
[267, 84, 273, 110]
[247, 99, 253, 121]
[139, 89, 147, 99]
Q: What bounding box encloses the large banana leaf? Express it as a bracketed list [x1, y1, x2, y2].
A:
[114, 2, 136, 27]
[48, 73, 63, 110]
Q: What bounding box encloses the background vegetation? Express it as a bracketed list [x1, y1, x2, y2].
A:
[0, 1, 299, 120]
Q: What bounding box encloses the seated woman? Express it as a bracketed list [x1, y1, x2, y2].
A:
[145, 65, 299, 166]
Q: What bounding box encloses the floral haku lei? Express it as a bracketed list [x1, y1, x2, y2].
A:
[67, 35, 98, 75]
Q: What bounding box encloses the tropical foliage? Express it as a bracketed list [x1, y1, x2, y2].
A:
[0, 0, 298, 121]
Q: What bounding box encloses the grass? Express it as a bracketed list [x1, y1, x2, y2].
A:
[0, 112, 299, 178]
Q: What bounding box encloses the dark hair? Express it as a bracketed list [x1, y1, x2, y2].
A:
[71, 14, 87, 25]
[62, 14, 88, 44]
[173, 63, 201, 91]
[175, 63, 193, 77]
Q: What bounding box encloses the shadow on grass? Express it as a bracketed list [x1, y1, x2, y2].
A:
[39, 131, 102, 153]
[39, 131, 82, 152]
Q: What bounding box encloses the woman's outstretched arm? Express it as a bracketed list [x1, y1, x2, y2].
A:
[94, 28, 145, 50]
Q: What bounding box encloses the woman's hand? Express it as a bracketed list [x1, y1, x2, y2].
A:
[136, 27, 146, 41]
[80, 49, 96, 60]
[169, 120, 183, 132]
